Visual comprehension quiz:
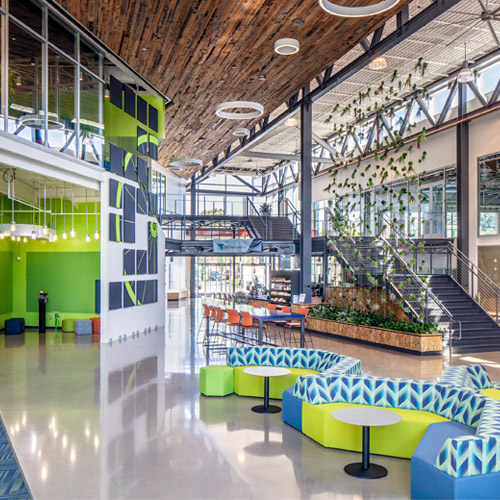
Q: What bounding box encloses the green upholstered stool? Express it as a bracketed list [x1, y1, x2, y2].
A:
[61, 319, 75, 333]
[200, 366, 234, 397]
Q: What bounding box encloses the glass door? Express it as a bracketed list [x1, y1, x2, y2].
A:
[420, 181, 445, 238]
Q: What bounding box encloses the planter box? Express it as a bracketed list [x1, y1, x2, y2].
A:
[306, 316, 442, 354]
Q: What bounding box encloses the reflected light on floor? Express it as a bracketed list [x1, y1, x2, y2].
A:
[41, 465, 48, 481]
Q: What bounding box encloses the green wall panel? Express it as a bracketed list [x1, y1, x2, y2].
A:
[0, 251, 13, 314]
[26, 252, 99, 313]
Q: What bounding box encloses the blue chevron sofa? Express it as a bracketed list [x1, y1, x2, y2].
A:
[200, 346, 361, 399]
[439, 364, 500, 399]
[282, 373, 500, 499]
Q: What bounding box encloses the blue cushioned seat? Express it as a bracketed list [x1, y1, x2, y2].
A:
[5, 318, 25, 335]
[411, 421, 500, 499]
[282, 386, 303, 431]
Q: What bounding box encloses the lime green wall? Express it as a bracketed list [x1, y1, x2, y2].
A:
[0, 239, 13, 329]
[1, 199, 100, 328]
[104, 94, 165, 155]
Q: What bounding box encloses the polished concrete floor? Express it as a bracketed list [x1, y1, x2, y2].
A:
[2, 301, 500, 499]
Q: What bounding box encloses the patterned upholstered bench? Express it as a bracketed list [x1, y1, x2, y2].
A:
[439, 364, 500, 400]
[283, 373, 500, 499]
[199, 346, 361, 399]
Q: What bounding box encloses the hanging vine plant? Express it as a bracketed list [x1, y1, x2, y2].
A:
[324, 58, 431, 322]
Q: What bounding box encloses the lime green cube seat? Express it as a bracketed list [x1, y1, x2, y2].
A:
[61, 319, 75, 333]
[200, 366, 234, 396]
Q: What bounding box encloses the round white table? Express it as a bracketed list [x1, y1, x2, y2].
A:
[243, 366, 291, 414]
[332, 407, 402, 479]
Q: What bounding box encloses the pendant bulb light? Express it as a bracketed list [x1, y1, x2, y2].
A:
[42, 185, 48, 235]
[94, 190, 99, 239]
[62, 187, 67, 239]
[10, 177, 15, 233]
[85, 188, 90, 242]
[457, 43, 474, 83]
[70, 188, 75, 237]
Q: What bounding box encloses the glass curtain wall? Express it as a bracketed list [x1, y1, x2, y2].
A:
[3, 0, 104, 165]
[479, 154, 500, 236]
[331, 166, 456, 239]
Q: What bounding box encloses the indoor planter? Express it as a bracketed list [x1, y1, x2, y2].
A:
[306, 315, 442, 353]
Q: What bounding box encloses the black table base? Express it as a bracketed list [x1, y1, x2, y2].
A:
[343, 425, 388, 479]
[251, 404, 281, 414]
[344, 462, 387, 479]
[251, 376, 281, 414]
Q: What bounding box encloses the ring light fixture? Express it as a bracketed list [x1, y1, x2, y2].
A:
[215, 101, 264, 120]
[318, 0, 400, 17]
[274, 38, 300, 55]
[232, 128, 249, 137]
[170, 158, 203, 168]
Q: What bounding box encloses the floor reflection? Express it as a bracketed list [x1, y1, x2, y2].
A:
[1, 301, 500, 499]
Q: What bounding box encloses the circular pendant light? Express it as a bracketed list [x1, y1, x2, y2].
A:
[319, 0, 400, 17]
[232, 128, 249, 137]
[369, 56, 387, 70]
[170, 158, 203, 168]
[215, 101, 264, 120]
[274, 38, 300, 55]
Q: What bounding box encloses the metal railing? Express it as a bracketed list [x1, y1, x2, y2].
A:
[380, 212, 500, 324]
[327, 208, 461, 345]
[246, 198, 269, 239]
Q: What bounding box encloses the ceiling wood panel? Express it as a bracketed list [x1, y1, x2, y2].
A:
[55, 0, 411, 177]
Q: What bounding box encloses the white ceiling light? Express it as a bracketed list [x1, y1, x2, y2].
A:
[319, 0, 400, 17]
[232, 128, 249, 137]
[170, 158, 203, 168]
[457, 61, 474, 83]
[274, 38, 300, 55]
[369, 56, 387, 70]
[285, 117, 298, 127]
[19, 113, 64, 130]
[457, 44, 474, 83]
[215, 101, 264, 120]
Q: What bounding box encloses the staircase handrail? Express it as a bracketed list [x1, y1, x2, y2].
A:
[246, 197, 268, 239]
[379, 212, 500, 323]
[446, 242, 500, 322]
[380, 235, 458, 325]
[285, 198, 300, 220]
[328, 207, 461, 342]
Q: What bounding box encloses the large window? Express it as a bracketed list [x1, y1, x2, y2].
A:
[479, 154, 500, 236]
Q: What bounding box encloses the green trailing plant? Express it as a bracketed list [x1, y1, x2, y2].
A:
[324, 59, 433, 323]
[309, 304, 440, 335]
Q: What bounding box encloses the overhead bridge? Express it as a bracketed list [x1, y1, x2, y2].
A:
[161, 213, 328, 257]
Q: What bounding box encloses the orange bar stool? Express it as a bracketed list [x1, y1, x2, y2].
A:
[239, 311, 259, 344]
[266, 303, 277, 311]
[252, 302, 262, 309]
[197, 303, 211, 343]
[284, 307, 313, 348]
[226, 309, 241, 338]
[269, 305, 290, 345]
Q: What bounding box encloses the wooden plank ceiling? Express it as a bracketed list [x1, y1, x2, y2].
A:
[56, 0, 410, 178]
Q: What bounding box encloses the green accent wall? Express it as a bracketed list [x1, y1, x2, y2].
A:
[0, 251, 13, 314]
[0, 241, 13, 329]
[104, 95, 165, 155]
[0, 198, 100, 328]
[26, 252, 99, 313]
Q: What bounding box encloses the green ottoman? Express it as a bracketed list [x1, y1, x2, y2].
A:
[200, 366, 234, 397]
[61, 319, 75, 333]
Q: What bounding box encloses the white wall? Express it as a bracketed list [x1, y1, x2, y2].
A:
[311, 107, 500, 270]
[100, 172, 166, 343]
[468, 110, 500, 266]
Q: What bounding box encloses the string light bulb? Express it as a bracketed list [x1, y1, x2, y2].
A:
[31, 230, 37, 240]
[70, 189, 75, 237]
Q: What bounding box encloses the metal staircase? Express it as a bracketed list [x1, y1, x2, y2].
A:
[377, 214, 500, 352]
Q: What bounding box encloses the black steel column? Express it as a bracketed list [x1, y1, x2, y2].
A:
[300, 94, 313, 302]
[190, 175, 197, 298]
[456, 82, 469, 257]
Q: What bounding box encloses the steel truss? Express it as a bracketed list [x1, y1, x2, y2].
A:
[189, 0, 461, 188]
